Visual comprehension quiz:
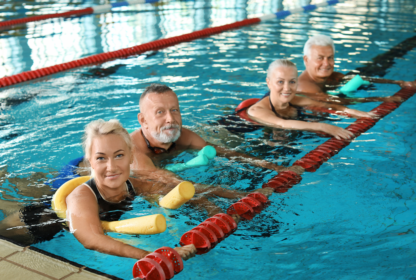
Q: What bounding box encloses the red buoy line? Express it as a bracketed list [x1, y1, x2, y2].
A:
[0, 0, 347, 89]
[132, 86, 415, 280]
[264, 86, 416, 190]
[0, 18, 260, 89]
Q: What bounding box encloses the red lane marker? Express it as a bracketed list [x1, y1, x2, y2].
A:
[145, 253, 175, 280]
[227, 201, 254, 220]
[0, 18, 261, 88]
[199, 221, 225, 242]
[213, 213, 238, 233]
[205, 217, 232, 237]
[240, 197, 263, 213]
[180, 230, 211, 255]
[193, 225, 218, 248]
[0, 8, 94, 29]
[154, 247, 184, 274]
[247, 192, 269, 204]
[132, 258, 166, 280]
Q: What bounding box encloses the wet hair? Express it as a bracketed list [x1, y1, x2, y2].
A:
[267, 59, 298, 78]
[83, 119, 132, 162]
[139, 83, 174, 111]
[303, 34, 335, 58]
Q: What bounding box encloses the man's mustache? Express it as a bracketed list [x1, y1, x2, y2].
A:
[161, 124, 180, 131]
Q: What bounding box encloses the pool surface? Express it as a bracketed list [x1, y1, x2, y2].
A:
[1, 0, 416, 279]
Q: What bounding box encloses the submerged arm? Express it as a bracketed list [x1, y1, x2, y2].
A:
[210, 144, 303, 174]
[66, 185, 196, 260]
[248, 102, 354, 140]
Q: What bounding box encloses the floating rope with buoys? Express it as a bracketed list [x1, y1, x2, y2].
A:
[131, 86, 415, 279]
[0, 0, 347, 89]
[0, 0, 160, 30]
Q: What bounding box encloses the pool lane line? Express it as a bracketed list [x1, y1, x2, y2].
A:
[0, 0, 347, 89]
[263, 86, 416, 193]
[135, 87, 416, 280]
[0, 0, 160, 30]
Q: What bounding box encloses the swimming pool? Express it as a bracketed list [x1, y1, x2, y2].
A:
[1, 0, 416, 279]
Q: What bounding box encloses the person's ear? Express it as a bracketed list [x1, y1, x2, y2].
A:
[138, 113, 146, 127]
[266, 77, 271, 89]
[303, 55, 308, 65]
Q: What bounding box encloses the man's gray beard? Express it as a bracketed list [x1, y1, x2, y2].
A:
[151, 124, 181, 143]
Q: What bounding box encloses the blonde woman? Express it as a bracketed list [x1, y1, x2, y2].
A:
[248, 59, 378, 140]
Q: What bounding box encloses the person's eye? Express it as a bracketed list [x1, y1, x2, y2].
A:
[290, 80, 296, 84]
[172, 108, 179, 112]
[115, 154, 124, 158]
[157, 110, 163, 114]
[278, 80, 284, 84]
[96, 156, 105, 161]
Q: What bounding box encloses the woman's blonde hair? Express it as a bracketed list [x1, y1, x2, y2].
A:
[83, 119, 132, 161]
[267, 59, 297, 78]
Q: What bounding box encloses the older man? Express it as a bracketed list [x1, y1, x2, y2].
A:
[130, 83, 302, 184]
[298, 35, 416, 105]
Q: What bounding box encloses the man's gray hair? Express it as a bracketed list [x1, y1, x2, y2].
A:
[303, 35, 335, 57]
[267, 59, 297, 78]
[139, 83, 174, 111]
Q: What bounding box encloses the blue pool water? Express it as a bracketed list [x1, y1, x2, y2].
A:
[1, 0, 416, 279]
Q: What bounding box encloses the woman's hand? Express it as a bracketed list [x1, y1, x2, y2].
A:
[344, 108, 380, 119]
[174, 244, 196, 261]
[321, 124, 354, 140]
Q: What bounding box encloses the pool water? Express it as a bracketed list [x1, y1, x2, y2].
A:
[1, 0, 416, 279]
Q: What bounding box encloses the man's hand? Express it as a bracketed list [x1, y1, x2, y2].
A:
[252, 187, 274, 197]
[281, 165, 305, 175]
[384, 96, 403, 103]
[174, 244, 196, 261]
[399, 80, 416, 88]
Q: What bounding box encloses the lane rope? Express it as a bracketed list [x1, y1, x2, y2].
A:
[0, 0, 346, 88]
[0, 0, 160, 30]
[131, 86, 416, 279]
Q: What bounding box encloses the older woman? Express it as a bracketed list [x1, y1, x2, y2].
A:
[248, 59, 378, 140]
[66, 119, 197, 260]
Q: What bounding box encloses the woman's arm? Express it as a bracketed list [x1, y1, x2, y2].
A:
[66, 185, 195, 260]
[248, 103, 354, 140]
[291, 95, 378, 119]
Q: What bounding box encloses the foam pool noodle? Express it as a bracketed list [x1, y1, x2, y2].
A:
[101, 214, 166, 235]
[339, 75, 371, 95]
[166, 145, 216, 172]
[159, 181, 195, 209]
[52, 176, 167, 235]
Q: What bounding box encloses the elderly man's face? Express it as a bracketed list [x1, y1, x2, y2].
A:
[139, 91, 182, 144]
[304, 45, 335, 80]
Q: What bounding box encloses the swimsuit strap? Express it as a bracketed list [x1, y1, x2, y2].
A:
[85, 178, 134, 203]
[268, 95, 280, 116]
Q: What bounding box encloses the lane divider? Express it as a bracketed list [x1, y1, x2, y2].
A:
[265, 87, 416, 192]
[133, 192, 269, 279]
[0, 0, 159, 30]
[0, 0, 346, 89]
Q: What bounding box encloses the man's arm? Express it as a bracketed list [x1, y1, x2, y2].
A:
[131, 151, 183, 185]
[185, 128, 303, 174]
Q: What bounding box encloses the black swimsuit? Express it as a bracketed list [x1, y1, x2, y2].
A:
[260, 91, 305, 120]
[84, 178, 136, 221]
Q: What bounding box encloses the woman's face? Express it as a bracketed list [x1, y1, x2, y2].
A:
[89, 134, 132, 189]
[266, 66, 298, 103]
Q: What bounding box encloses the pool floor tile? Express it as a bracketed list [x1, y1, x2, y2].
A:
[62, 270, 114, 280]
[0, 260, 52, 280]
[0, 239, 24, 258]
[6, 249, 79, 279]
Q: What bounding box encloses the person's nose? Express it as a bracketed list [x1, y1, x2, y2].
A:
[283, 81, 291, 92]
[165, 111, 173, 123]
[322, 58, 329, 67]
[107, 158, 116, 172]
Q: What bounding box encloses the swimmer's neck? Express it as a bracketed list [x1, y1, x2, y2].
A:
[302, 70, 329, 88]
[141, 128, 173, 151]
[95, 179, 127, 203]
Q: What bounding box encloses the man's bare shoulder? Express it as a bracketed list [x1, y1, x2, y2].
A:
[177, 127, 206, 148]
[297, 79, 322, 94]
[327, 71, 345, 84]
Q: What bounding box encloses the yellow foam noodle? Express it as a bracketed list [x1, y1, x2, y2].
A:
[51, 175, 167, 235]
[52, 176, 90, 219]
[101, 214, 166, 235]
[159, 181, 195, 209]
